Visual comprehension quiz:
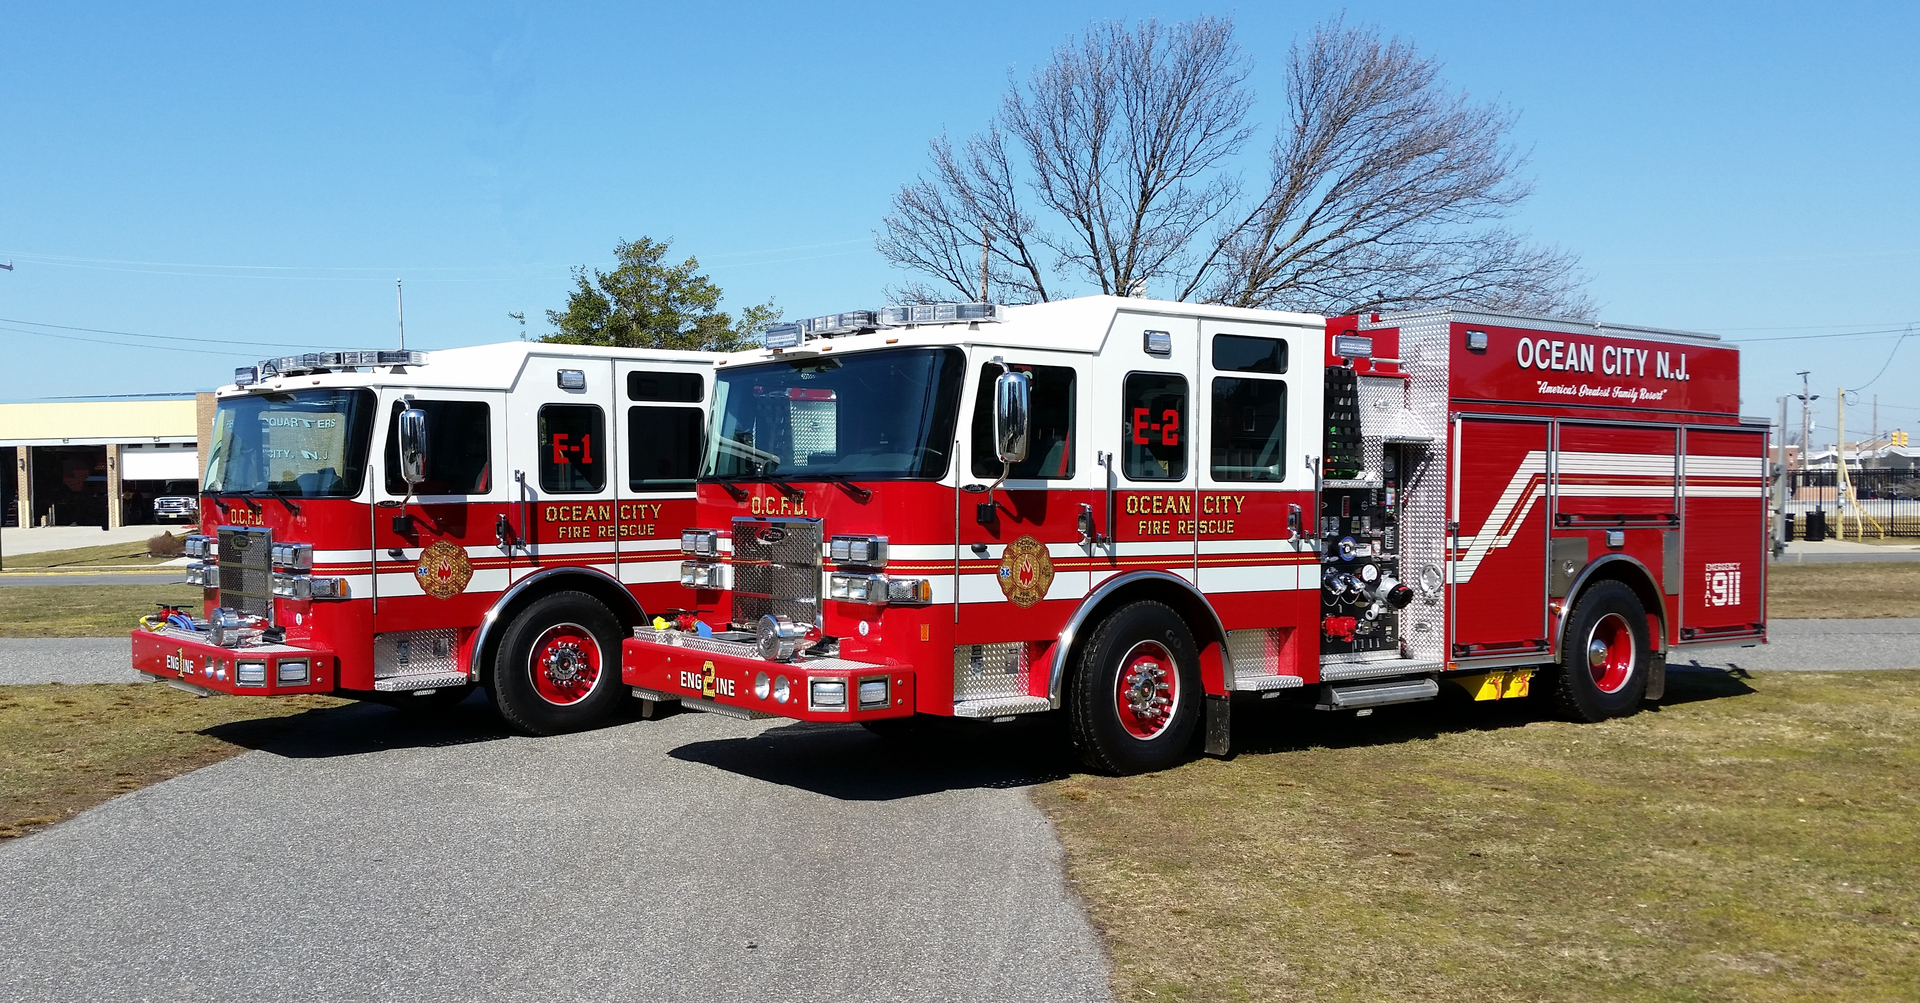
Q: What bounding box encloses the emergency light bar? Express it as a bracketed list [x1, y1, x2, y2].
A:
[249, 349, 426, 381]
[762, 302, 1006, 349]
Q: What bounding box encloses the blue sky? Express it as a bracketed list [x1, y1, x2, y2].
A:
[2, 2, 1915, 443]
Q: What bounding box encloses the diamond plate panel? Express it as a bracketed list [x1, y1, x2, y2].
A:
[217, 526, 273, 620]
[953, 642, 1030, 704]
[1364, 312, 1453, 663]
[1224, 628, 1282, 685]
[374, 628, 460, 680]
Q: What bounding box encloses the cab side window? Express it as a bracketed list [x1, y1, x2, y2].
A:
[1123, 373, 1187, 481]
[970, 363, 1077, 479]
[629, 407, 701, 491]
[628, 369, 704, 492]
[1210, 334, 1288, 481]
[383, 400, 491, 494]
[539, 404, 606, 493]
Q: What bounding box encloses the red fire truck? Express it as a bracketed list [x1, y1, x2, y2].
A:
[626, 297, 1766, 773]
[131, 342, 717, 735]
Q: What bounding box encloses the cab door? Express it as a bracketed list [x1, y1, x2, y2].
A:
[954, 348, 1092, 653]
[368, 387, 509, 651]
[1195, 320, 1318, 678]
[504, 354, 618, 580]
[613, 361, 708, 621]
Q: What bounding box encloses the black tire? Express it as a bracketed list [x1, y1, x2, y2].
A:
[1552, 580, 1652, 722]
[488, 591, 627, 736]
[1068, 600, 1202, 774]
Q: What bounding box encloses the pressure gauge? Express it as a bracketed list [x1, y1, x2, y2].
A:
[1360, 564, 1379, 583]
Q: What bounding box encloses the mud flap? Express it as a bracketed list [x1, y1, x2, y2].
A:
[1204, 694, 1231, 757]
[1644, 653, 1667, 703]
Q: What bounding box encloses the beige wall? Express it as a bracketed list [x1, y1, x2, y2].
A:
[0, 399, 199, 443]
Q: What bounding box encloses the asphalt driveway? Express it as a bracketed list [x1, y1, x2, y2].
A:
[0, 700, 1110, 1002]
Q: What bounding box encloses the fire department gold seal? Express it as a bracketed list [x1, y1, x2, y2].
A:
[414, 540, 473, 600]
[997, 534, 1054, 608]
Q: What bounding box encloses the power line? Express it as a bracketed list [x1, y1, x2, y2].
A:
[0, 324, 268, 359]
[0, 315, 344, 349]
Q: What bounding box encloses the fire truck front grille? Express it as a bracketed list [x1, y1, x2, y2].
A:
[217, 526, 273, 621]
[731, 517, 822, 627]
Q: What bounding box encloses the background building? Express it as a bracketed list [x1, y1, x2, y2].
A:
[0, 393, 213, 529]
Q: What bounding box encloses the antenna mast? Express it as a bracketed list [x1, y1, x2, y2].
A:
[397, 279, 406, 350]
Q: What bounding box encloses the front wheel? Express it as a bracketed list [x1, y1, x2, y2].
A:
[1551, 580, 1652, 722]
[1068, 600, 1201, 774]
[489, 591, 627, 735]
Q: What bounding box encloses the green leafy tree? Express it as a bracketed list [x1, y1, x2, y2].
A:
[542, 237, 780, 351]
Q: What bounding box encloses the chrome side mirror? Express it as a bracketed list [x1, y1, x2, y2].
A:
[993, 370, 1031, 464]
[397, 407, 429, 487]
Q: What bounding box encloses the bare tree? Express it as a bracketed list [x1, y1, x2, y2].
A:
[877, 16, 1592, 317]
[880, 16, 1252, 303]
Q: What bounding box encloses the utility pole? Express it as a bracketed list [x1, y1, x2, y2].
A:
[1792, 371, 1820, 465]
[397, 279, 406, 350]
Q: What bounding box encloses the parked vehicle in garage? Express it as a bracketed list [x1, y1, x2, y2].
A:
[152, 480, 201, 523]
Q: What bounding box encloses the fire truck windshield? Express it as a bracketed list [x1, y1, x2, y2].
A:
[203, 389, 377, 497]
[704, 347, 965, 481]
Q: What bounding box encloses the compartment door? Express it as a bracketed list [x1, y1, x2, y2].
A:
[1450, 418, 1550, 659]
[1679, 428, 1767, 642]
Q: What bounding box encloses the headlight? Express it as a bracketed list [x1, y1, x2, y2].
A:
[680, 529, 719, 556]
[810, 678, 847, 709]
[679, 561, 720, 589]
[184, 535, 211, 558]
[753, 672, 771, 700]
[186, 562, 214, 587]
[829, 535, 888, 567]
[235, 661, 267, 686]
[829, 573, 930, 606]
[857, 677, 889, 709]
[270, 543, 314, 571]
[276, 659, 309, 684]
[772, 675, 791, 703]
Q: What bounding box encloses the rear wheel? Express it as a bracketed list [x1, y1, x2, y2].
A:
[489, 591, 627, 735]
[1069, 601, 1201, 774]
[1552, 580, 1652, 722]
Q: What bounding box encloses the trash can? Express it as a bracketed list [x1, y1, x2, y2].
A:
[1783, 513, 1796, 541]
[1806, 509, 1827, 542]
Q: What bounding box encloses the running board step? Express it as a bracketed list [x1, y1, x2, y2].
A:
[1231, 674, 1305, 692]
[1314, 677, 1439, 711]
[373, 671, 470, 693]
[952, 695, 1053, 719]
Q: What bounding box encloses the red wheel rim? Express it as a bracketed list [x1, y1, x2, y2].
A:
[529, 622, 602, 706]
[1585, 612, 1635, 694]
[1114, 640, 1180, 740]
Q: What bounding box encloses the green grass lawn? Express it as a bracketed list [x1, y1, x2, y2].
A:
[2, 534, 182, 570]
[0, 583, 203, 637]
[1041, 670, 1920, 1003]
[0, 683, 344, 839]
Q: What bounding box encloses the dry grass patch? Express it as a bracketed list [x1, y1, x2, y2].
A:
[1768, 562, 1920, 618]
[0, 583, 203, 637]
[3, 536, 182, 570]
[0, 683, 344, 840]
[1040, 671, 1920, 1003]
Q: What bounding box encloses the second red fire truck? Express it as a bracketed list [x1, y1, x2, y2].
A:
[626, 297, 1765, 772]
[136, 296, 1766, 773]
